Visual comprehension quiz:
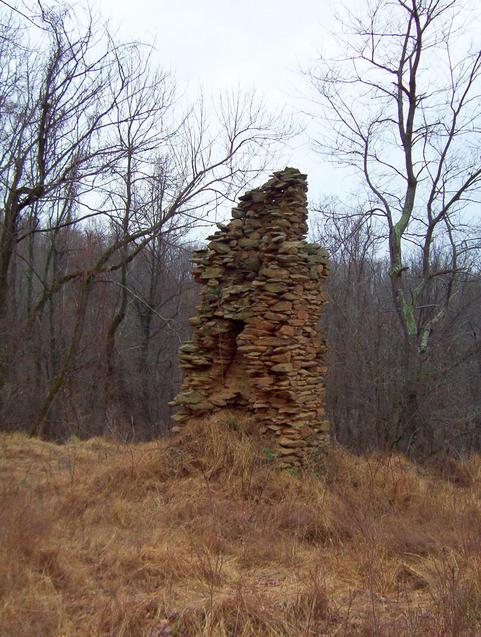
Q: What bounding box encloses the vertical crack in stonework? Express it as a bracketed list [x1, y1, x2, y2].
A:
[171, 167, 330, 467]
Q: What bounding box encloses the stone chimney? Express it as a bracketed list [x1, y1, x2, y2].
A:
[171, 167, 329, 467]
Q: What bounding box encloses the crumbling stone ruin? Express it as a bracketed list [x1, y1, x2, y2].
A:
[171, 167, 329, 467]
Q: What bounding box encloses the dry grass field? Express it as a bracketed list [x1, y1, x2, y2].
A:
[0, 414, 480, 636]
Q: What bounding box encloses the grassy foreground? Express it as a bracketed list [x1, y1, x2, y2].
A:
[0, 415, 480, 637]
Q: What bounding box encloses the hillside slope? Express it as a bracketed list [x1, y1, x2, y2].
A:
[0, 414, 480, 636]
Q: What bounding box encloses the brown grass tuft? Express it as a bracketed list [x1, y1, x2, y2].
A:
[0, 415, 480, 636]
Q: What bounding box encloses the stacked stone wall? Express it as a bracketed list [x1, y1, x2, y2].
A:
[171, 167, 329, 467]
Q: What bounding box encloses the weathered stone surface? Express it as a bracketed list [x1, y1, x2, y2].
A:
[201, 267, 224, 279]
[171, 167, 330, 468]
[209, 242, 231, 254]
[271, 363, 293, 373]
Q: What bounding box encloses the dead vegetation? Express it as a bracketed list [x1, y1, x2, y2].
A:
[0, 413, 480, 636]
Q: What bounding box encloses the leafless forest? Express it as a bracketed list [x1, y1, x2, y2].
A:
[1, 0, 481, 457]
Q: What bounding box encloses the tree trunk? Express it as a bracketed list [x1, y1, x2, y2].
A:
[138, 305, 154, 425]
[0, 208, 17, 320]
[0, 204, 18, 415]
[31, 280, 91, 438]
[395, 337, 422, 453]
[104, 258, 129, 430]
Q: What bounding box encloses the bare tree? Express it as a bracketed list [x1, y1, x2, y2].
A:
[98, 51, 175, 416]
[0, 2, 142, 413]
[308, 0, 481, 450]
[0, 4, 135, 314]
[19, 76, 284, 436]
[0, 1, 286, 437]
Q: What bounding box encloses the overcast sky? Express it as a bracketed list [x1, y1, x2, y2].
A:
[5, 0, 480, 209]
[100, 0, 335, 91]
[72, 0, 481, 215]
[94, 0, 345, 203]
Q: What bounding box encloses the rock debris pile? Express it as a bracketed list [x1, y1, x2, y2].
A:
[171, 167, 329, 467]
